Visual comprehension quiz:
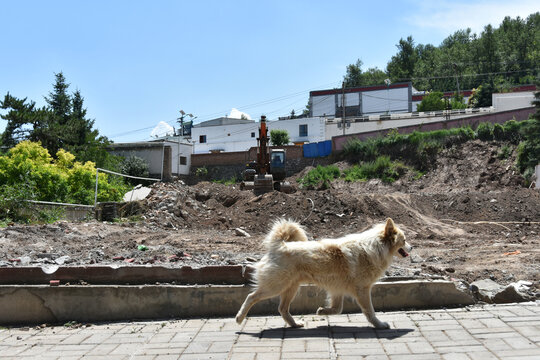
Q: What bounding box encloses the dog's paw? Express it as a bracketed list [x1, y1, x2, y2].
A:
[374, 321, 390, 330]
[290, 321, 304, 328]
[235, 314, 243, 325]
[316, 307, 327, 316]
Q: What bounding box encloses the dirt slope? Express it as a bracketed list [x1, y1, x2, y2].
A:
[0, 140, 538, 296]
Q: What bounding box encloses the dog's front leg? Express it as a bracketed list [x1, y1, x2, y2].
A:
[355, 287, 389, 329]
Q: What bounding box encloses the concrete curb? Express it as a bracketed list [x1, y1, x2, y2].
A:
[0, 280, 474, 325]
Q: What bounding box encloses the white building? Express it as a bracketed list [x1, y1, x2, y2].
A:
[492, 91, 535, 111]
[109, 139, 192, 177]
[191, 117, 325, 154]
[310, 82, 413, 117]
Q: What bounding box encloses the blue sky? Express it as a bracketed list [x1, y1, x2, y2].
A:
[1, 0, 537, 142]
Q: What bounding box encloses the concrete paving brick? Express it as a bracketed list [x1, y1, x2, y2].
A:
[177, 353, 228, 360]
[141, 347, 185, 355]
[430, 340, 480, 348]
[503, 335, 537, 349]
[441, 353, 470, 360]
[85, 343, 119, 355]
[83, 356, 127, 360]
[388, 354, 441, 360]
[1, 303, 539, 360]
[436, 346, 487, 353]
[456, 319, 487, 330]
[254, 353, 281, 360]
[282, 339, 306, 352]
[407, 340, 436, 354]
[467, 351, 498, 360]
[469, 326, 513, 334]
[381, 341, 410, 354]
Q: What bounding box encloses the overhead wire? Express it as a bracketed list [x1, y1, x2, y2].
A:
[108, 68, 537, 141]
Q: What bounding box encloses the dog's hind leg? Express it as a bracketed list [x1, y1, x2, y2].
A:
[236, 286, 280, 325]
[354, 287, 389, 329]
[279, 284, 303, 328]
[316, 294, 344, 316]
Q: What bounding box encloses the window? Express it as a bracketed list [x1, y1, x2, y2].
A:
[299, 124, 308, 137]
[251, 132, 255, 138]
[199, 135, 206, 143]
[179, 156, 187, 165]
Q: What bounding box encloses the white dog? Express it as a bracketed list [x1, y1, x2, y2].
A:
[236, 218, 411, 329]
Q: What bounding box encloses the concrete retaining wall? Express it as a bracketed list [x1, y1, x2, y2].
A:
[0, 281, 474, 325]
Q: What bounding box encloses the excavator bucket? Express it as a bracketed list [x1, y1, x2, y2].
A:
[253, 174, 274, 195]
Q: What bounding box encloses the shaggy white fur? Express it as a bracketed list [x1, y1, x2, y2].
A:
[236, 218, 411, 329]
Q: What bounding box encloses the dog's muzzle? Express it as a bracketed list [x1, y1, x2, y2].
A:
[398, 248, 409, 257]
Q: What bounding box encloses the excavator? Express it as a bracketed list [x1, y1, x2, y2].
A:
[240, 116, 293, 194]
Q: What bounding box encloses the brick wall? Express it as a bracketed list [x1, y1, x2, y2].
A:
[191, 145, 303, 167]
[188, 145, 328, 183]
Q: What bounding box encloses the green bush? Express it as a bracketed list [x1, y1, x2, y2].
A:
[0, 141, 129, 215]
[476, 122, 494, 141]
[498, 145, 512, 160]
[503, 119, 524, 144]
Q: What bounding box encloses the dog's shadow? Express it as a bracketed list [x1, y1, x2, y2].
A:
[238, 325, 414, 340]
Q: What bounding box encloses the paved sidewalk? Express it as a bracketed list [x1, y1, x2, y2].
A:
[0, 302, 539, 360]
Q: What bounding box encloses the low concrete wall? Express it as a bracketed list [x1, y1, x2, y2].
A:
[332, 106, 535, 151]
[0, 281, 474, 325]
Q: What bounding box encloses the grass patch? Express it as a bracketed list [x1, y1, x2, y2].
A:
[298, 165, 340, 189]
[343, 156, 411, 183]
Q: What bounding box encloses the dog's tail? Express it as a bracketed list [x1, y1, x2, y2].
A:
[264, 219, 308, 250]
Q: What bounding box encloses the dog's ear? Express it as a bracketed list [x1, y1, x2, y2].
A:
[383, 218, 397, 241]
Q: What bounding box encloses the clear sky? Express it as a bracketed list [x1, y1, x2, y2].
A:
[1, 0, 537, 142]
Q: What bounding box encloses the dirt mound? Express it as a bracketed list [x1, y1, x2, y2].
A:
[0, 140, 538, 297]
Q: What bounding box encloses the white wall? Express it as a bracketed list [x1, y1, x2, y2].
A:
[110, 140, 192, 176]
[311, 94, 335, 117]
[311, 87, 411, 117]
[493, 92, 534, 111]
[362, 87, 409, 114]
[191, 121, 259, 154]
[191, 117, 325, 153]
[324, 109, 494, 139]
[268, 117, 325, 144]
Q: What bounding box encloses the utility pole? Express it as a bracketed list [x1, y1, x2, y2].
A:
[453, 63, 460, 96]
[177, 109, 195, 176]
[342, 82, 346, 136]
[384, 78, 391, 115]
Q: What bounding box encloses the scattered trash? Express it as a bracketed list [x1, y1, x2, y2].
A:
[54, 255, 71, 265]
[137, 245, 148, 251]
[503, 250, 521, 256]
[113, 256, 125, 261]
[49, 280, 60, 286]
[124, 258, 135, 263]
[235, 228, 251, 237]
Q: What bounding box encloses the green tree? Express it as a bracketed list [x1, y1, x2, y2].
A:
[344, 59, 388, 87]
[1, 73, 114, 167]
[270, 129, 290, 146]
[386, 36, 418, 81]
